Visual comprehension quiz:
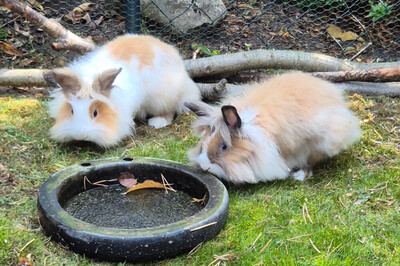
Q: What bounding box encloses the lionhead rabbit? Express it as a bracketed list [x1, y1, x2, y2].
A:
[46, 34, 200, 147]
[185, 72, 361, 184]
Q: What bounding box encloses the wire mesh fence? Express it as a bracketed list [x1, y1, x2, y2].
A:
[0, 0, 399, 69]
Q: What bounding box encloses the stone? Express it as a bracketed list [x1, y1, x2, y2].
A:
[141, 0, 227, 34]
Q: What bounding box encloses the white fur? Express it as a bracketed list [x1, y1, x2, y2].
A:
[48, 34, 200, 147]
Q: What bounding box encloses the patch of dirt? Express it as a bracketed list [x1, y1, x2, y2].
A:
[0, 0, 398, 69]
[0, 163, 15, 186]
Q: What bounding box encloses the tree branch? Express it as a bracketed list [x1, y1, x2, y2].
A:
[196, 81, 400, 100]
[185, 49, 400, 78]
[312, 66, 400, 82]
[0, 69, 49, 87]
[0, 0, 95, 53]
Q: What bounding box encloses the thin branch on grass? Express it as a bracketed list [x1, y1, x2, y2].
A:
[208, 253, 235, 266]
[188, 242, 203, 256]
[259, 239, 273, 253]
[338, 196, 347, 209]
[309, 238, 321, 253]
[285, 234, 312, 242]
[250, 233, 262, 249]
[19, 238, 35, 253]
[0, 0, 95, 53]
[303, 202, 313, 224]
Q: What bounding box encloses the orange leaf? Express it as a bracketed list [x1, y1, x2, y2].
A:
[126, 180, 165, 194]
[0, 41, 23, 56]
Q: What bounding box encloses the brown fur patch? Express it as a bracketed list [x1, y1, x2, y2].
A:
[56, 101, 73, 123]
[207, 132, 223, 163]
[224, 137, 253, 163]
[89, 100, 118, 135]
[106, 35, 176, 70]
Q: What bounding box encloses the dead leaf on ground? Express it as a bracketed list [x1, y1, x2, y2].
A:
[17, 257, 32, 266]
[0, 41, 23, 56]
[277, 28, 295, 39]
[327, 25, 364, 42]
[118, 172, 137, 188]
[126, 180, 165, 194]
[26, 0, 43, 11]
[65, 2, 93, 23]
[82, 13, 91, 23]
[89, 16, 104, 29]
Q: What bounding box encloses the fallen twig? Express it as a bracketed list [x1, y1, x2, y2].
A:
[303, 202, 313, 224]
[19, 238, 35, 253]
[160, 173, 176, 193]
[83, 175, 92, 190]
[286, 234, 312, 242]
[350, 42, 372, 61]
[250, 233, 262, 249]
[190, 222, 217, 232]
[309, 238, 321, 253]
[259, 239, 273, 253]
[188, 242, 203, 256]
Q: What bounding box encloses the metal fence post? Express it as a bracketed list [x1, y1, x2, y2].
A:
[125, 0, 141, 34]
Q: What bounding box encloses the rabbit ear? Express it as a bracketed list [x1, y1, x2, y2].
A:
[184, 101, 213, 117]
[93, 68, 122, 96]
[45, 68, 81, 96]
[221, 105, 241, 129]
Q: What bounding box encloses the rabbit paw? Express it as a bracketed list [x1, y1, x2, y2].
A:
[291, 167, 313, 181]
[292, 170, 306, 181]
[148, 115, 173, 129]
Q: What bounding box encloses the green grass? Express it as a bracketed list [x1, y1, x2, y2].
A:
[0, 93, 399, 265]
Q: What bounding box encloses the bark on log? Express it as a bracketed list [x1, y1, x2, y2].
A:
[185, 49, 400, 78]
[0, 0, 95, 53]
[1, 68, 400, 98]
[221, 67, 400, 84]
[185, 50, 354, 78]
[196, 81, 400, 100]
[0, 69, 49, 87]
[312, 66, 400, 82]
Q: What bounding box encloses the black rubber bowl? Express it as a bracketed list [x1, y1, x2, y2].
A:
[38, 157, 229, 263]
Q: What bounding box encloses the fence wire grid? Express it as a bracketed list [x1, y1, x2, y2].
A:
[0, 0, 399, 69]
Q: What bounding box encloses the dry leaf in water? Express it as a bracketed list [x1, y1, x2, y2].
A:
[327, 25, 364, 42]
[126, 180, 165, 194]
[118, 172, 137, 188]
[0, 41, 23, 56]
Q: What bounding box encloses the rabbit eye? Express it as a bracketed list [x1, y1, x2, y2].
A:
[220, 143, 227, 151]
[71, 109, 74, 115]
[93, 110, 98, 118]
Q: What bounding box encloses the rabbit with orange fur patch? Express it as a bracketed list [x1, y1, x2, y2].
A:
[46, 34, 200, 147]
[185, 72, 361, 184]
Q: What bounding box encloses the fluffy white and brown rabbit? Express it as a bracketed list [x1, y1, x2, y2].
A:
[46, 34, 200, 147]
[185, 72, 361, 184]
